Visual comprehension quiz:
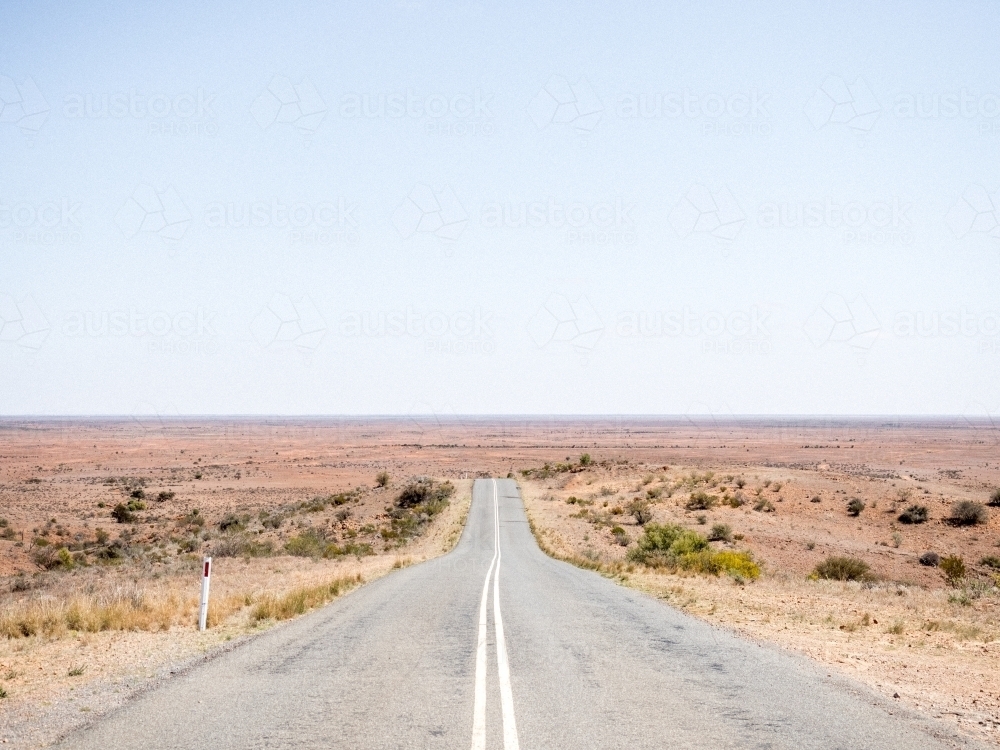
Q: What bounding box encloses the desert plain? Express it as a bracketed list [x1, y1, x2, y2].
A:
[2, 416, 1000, 747]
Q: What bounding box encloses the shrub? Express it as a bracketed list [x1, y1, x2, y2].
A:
[727, 492, 746, 508]
[579, 453, 591, 466]
[375, 471, 390, 487]
[950, 501, 988, 526]
[735, 478, 746, 489]
[396, 479, 454, 510]
[626, 499, 652, 525]
[712, 551, 761, 580]
[129, 489, 145, 500]
[629, 523, 706, 560]
[813, 556, 872, 581]
[250, 575, 361, 622]
[33, 546, 75, 570]
[125, 498, 146, 512]
[284, 530, 327, 558]
[627, 524, 759, 578]
[218, 514, 245, 532]
[979, 556, 1000, 570]
[940, 555, 966, 583]
[918, 551, 939, 567]
[155, 491, 175, 502]
[111, 504, 134, 524]
[898, 505, 928, 524]
[753, 498, 775, 513]
[810, 495, 821, 503]
[212, 534, 272, 558]
[685, 492, 717, 511]
[846, 498, 866, 517]
[989, 488, 1000, 507]
[708, 523, 732, 542]
[610, 526, 629, 546]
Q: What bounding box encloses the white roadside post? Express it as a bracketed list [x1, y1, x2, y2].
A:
[199, 556, 212, 631]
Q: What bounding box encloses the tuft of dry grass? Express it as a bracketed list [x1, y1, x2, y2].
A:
[0, 584, 196, 639]
[250, 574, 363, 622]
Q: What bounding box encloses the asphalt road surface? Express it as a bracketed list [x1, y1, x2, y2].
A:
[57, 478, 978, 749]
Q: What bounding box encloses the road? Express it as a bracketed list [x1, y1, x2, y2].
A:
[57, 478, 977, 749]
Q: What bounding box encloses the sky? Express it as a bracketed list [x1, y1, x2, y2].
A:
[1, 0, 999, 418]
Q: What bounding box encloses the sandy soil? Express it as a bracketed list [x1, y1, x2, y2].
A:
[518, 453, 1000, 747]
[1, 417, 999, 746]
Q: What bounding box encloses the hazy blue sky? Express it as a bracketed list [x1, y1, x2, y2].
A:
[2, 0, 999, 417]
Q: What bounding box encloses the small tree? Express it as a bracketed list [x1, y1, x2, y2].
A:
[940, 555, 966, 584]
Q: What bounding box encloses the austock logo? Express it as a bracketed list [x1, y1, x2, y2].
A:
[251, 294, 326, 352]
[251, 76, 327, 138]
[116, 185, 191, 241]
[669, 185, 745, 242]
[805, 76, 880, 132]
[804, 294, 880, 351]
[0, 75, 49, 137]
[527, 75, 603, 133]
[527, 294, 603, 352]
[0, 294, 49, 350]
[392, 184, 468, 241]
[946, 185, 1000, 241]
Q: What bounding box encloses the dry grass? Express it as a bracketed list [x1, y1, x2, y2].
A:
[250, 574, 363, 622]
[0, 585, 194, 639]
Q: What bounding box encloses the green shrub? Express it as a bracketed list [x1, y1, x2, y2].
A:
[846, 498, 865, 517]
[579, 453, 591, 466]
[979, 556, 1000, 570]
[989, 488, 1000, 507]
[285, 530, 326, 558]
[950, 501, 987, 526]
[218, 514, 245, 532]
[212, 533, 272, 558]
[610, 526, 629, 546]
[156, 491, 175, 502]
[753, 498, 775, 513]
[708, 523, 732, 542]
[376, 471, 390, 487]
[898, 505, 928, 524]
[685, 491, 717, 511]
[940, 555, 966, 583]
[626, 523, 760, 579]
[111, 504, 134, 523]
[813, 556, 872, 581]
[396, 479, 454, 510]
[626, 499, 652, 525]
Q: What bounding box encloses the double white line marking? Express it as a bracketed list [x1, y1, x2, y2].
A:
[471, 479, 519, 750]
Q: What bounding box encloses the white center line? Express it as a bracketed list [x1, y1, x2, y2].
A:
[470, 479, 520, 750]
[492, 480, 520, 750]
[471, 481, 499, 750]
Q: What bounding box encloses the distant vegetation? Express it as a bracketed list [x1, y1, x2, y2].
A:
[813, 556, 872, 582]
[949, 501, 988, 527]
[627, 523, 759, 580]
